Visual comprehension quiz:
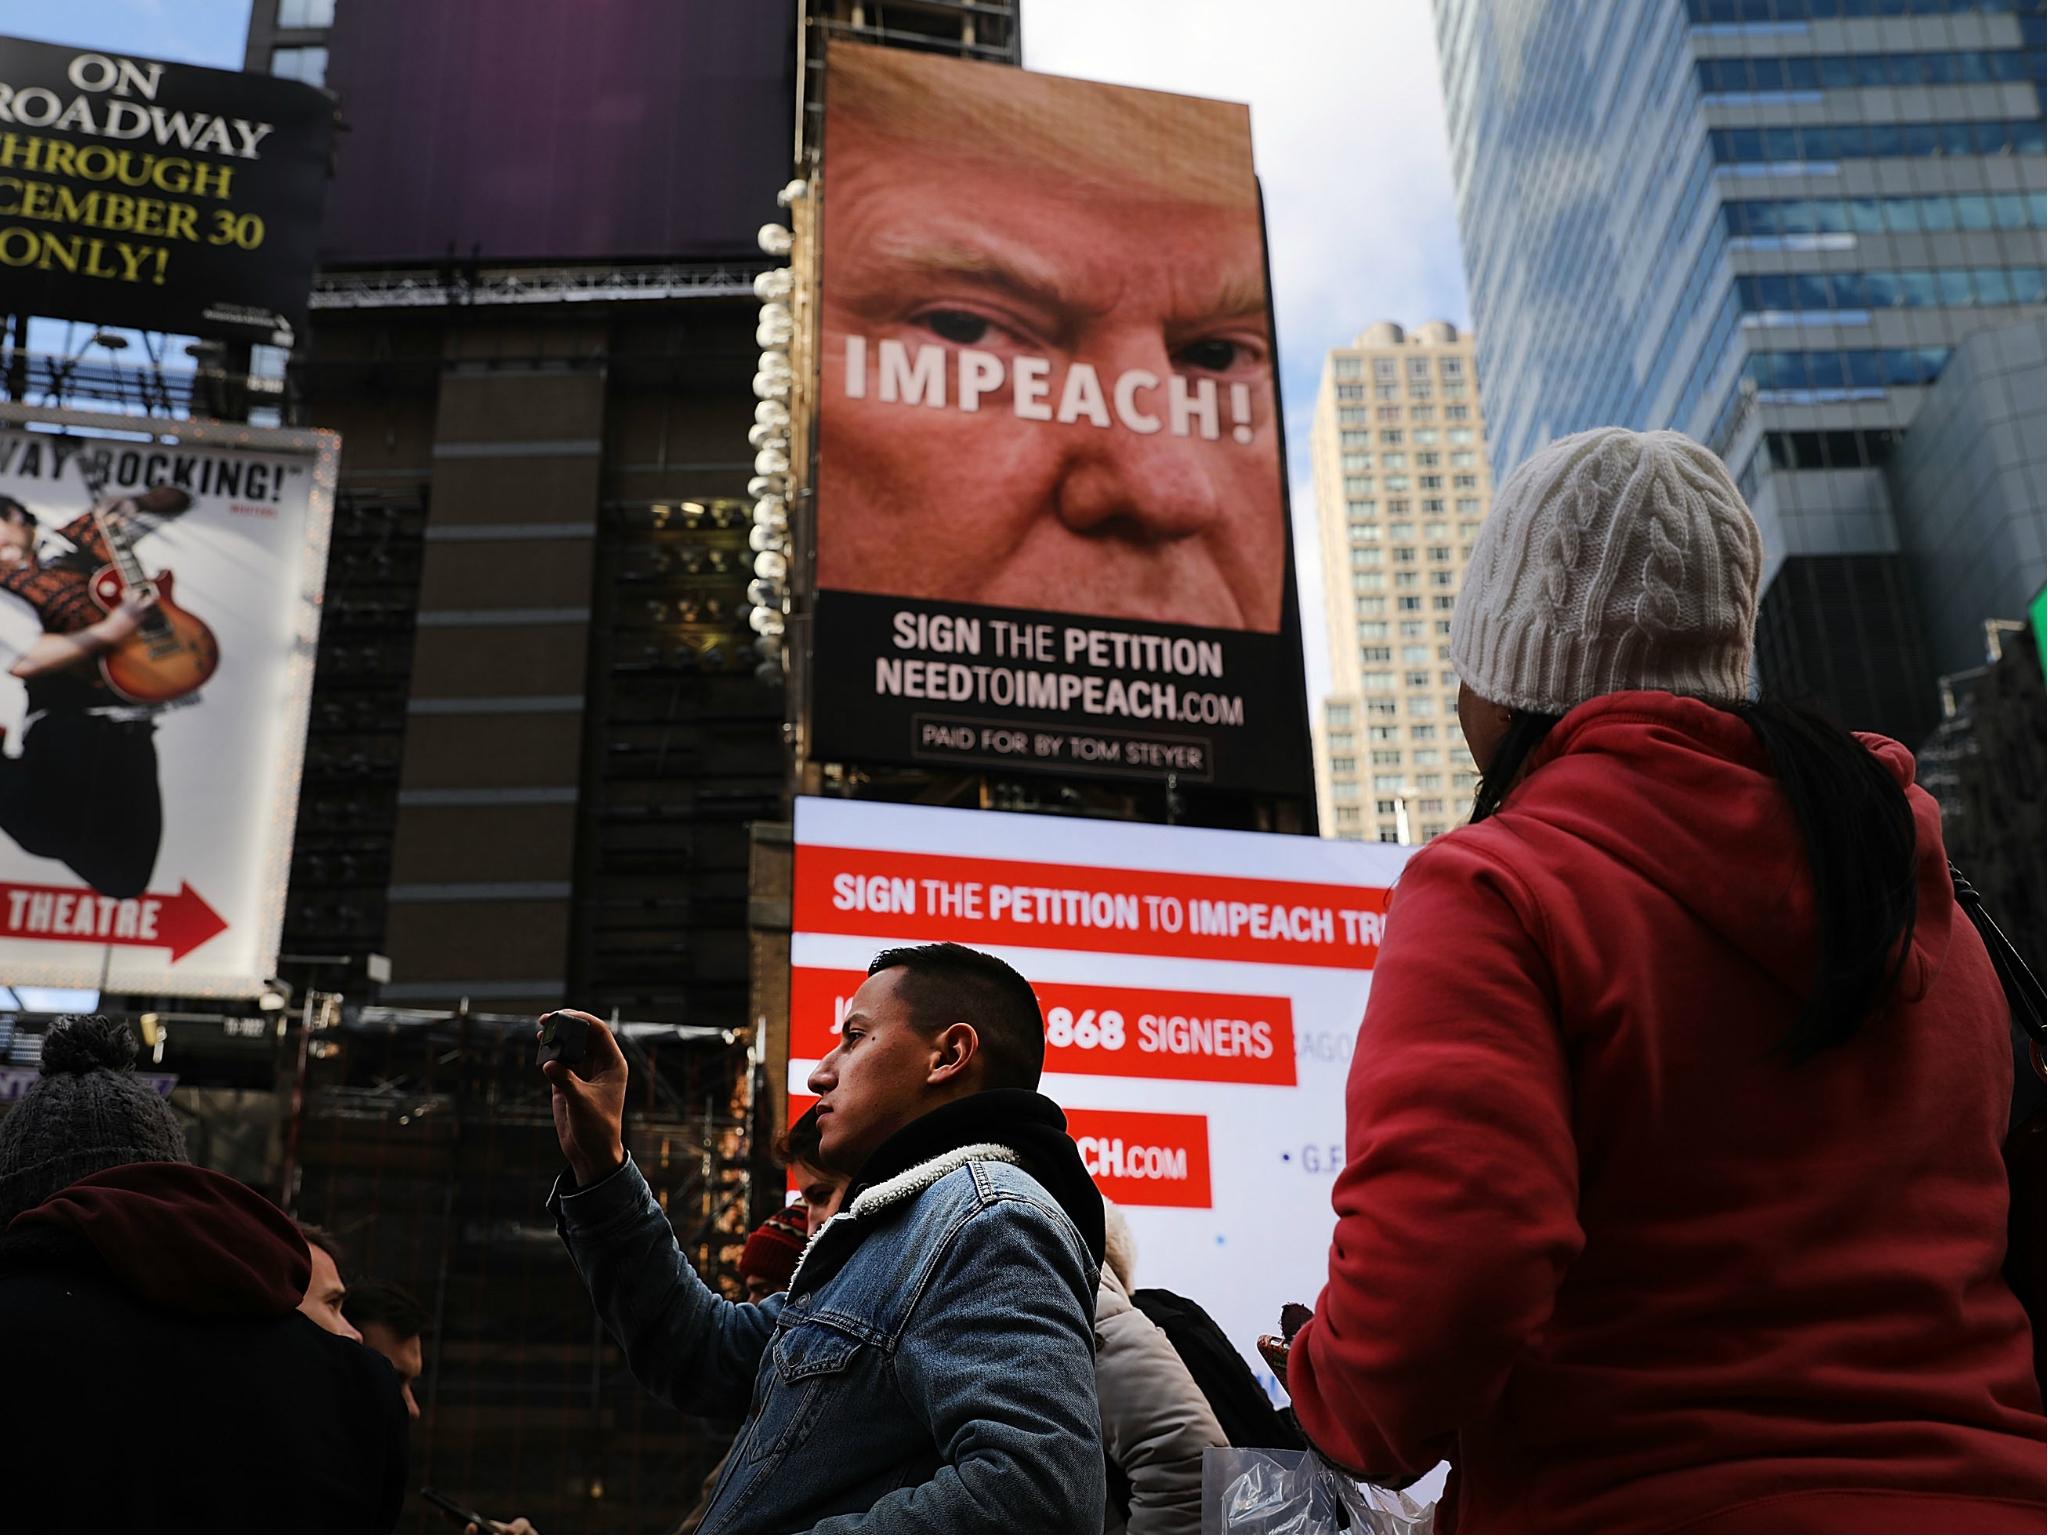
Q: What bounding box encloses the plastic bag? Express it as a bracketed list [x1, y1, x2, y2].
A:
[1201, 1447, 1438, 1534]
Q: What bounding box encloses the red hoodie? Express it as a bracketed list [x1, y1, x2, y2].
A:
[1288, 692, 2045, 1534]
[12, 1159, 312, 1312]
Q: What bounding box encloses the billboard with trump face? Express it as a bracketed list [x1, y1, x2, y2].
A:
[807, 43, 1312, 799]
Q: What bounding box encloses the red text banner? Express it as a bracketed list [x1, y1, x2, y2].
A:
[0, 879, 227, 963]
[791, 966, 1296, 1087]
[1067, 1108, 1212, 1208]
[794, 845, 1389, 970]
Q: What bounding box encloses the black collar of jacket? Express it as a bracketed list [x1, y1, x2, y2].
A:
[792, 1089, 1105, 1301]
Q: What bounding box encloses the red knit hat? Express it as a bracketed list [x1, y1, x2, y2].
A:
[739, 1202, 809, 1292]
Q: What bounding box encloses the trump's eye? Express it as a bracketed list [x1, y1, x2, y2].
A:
[917, 308, 994, 346]
[1174, 336, 1250, 372]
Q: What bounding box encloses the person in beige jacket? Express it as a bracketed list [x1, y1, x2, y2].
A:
[1095, 1202, 1230, 1534]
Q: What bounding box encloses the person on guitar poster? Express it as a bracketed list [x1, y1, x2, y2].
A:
[0, 486, 204, 899]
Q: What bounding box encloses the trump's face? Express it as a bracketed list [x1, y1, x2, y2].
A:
[816, 128, 1286, 633]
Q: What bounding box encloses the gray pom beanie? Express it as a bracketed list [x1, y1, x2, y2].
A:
[1450, 427, 1764, 715]
[0, 1015, 188, 1227]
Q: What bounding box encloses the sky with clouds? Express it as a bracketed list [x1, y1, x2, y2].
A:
[0, 0, 1471, 704]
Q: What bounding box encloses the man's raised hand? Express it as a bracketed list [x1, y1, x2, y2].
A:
[539, 1009, 628, 1187]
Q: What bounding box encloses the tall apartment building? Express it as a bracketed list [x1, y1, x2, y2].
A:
[1312, 321, 1491, 843]
[1431, 0, 2045, 743]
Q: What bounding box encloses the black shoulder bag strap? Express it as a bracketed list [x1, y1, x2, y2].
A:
[1951, 863, 2047, 1063]
[1951, 863, 2045, 1393]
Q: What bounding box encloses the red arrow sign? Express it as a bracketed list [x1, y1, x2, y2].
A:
[0, 880, 229, 963]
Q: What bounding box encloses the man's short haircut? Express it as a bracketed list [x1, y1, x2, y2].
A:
[296, 1221, 349, 1283]
[341, 1279, 429, 1340]
[0, 496, 35, 530]
[867, 942, 1045, 1092]
[774, 1104, 827, 1172]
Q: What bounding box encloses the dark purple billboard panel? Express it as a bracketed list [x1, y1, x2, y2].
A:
[320, 0, 793, 266]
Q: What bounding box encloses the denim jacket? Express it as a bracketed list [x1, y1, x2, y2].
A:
[551, 1138, 1105, 1532]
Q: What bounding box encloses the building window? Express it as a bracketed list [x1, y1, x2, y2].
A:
[1379, 829, 1402, 843]
[1411, 405, 1435, 423]
[1340, 430, 1370, 448]
[1336, 806, 1361, 825]
[1398, 595, 1423, 611]
[1377, 407, 1403, 424]
[1333, 782, 1359, 802]
[1451, 451, 1476, 468]
[1374, 358, 1398, 380]
[277, 0, 335, 23]
[1344, 476, 1373, 495]
[1440, 358, 1463, 378]
[1329, 731, 1355, 752]
[1340, 408, 1367, 426]
[1372, 749, 1403, 767]
[1341, 452, 1372, 471]
[1337, 384, 1366, 401]
[1419, 475, 1444, 491]
[1334, 357, 1364, 380]
[1375, 798, 1397, 815]
[1327, 703, 1353, 727]
[1432, 594, 1456, 610]
[1428, 545, 1453, 562]
[1446, 405, 1471, 421]
[271, 44, 328, 83]
[1373, 775, 1405, 792]
[1408, 383, 1433, 401]
[1409, 697, 1434, 716]
[1332, 756, 1357, 774]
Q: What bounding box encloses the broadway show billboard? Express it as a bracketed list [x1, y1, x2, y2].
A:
[0, 404, 336, 997]
[789, 797, 1411, 1398]
[0, 37, 333, 344]
[809, 43, 1313, 797]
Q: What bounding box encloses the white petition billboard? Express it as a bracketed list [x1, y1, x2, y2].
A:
[790, 795, 1413, 1400]
[0, 404, 336, 996]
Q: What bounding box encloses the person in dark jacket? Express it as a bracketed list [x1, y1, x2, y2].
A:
[546, 941, 1107, 1532]
[0, 1015, 410, 1533]
[1283, 429, 2045, 1532]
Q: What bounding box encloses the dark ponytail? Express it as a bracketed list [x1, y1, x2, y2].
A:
[1467, 697, 1918, 1060]
[1726, 699, 1918, 1060]
[1469, 710, 1564, 824]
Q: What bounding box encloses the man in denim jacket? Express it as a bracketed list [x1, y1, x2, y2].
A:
[545, 942, 1108, 1532]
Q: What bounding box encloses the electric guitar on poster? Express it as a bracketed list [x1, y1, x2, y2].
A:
[85, 485, 220, 705]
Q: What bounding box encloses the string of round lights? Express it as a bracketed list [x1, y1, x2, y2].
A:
[746, 181, 807, 684]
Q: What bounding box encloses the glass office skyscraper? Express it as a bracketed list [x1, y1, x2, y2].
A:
[1431, 0, 2045, 739]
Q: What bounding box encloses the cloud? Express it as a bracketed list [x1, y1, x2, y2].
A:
[1023, 0, 1470, 715]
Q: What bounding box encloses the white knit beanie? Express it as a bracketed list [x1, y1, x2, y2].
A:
[1450, 427, 1764, 715]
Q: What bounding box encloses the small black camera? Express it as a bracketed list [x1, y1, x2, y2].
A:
[536, 1011, 589, 1071]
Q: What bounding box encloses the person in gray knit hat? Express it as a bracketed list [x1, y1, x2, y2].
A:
[0, 1013, 187, 1226]
[1280, 427, 2043, 1531]
[1449, 426, 1762, 719]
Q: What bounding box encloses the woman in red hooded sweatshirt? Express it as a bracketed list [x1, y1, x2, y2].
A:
[1283, 427, 2044, 1533]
